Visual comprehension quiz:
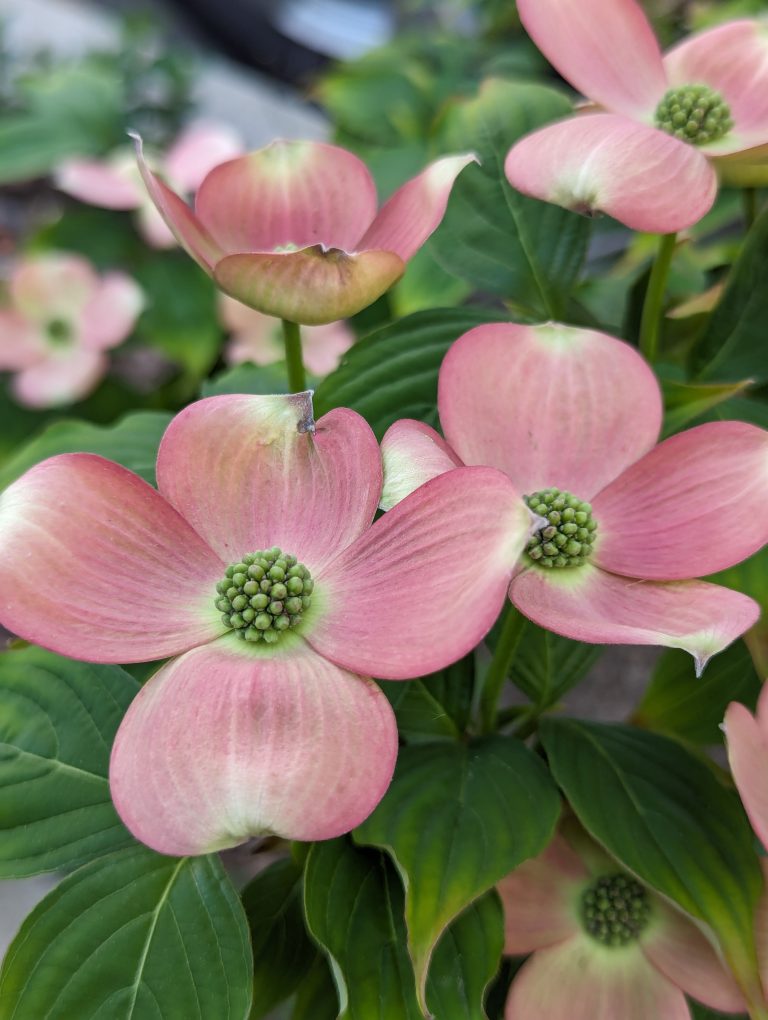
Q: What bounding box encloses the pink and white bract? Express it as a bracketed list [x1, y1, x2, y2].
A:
[498, 827, 745, 1019]
[0, 253, 144, 408]
[0, 392, 532, 856]
[56, 121, 244, 247]
[219, 294, 354, 377]
[380, 322, 768, 670]
[725, 688, 768, 853]
[134, 136, 476, 324]
[505, 0, 768, 231]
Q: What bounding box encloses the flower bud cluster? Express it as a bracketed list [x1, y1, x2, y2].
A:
[581, 873, 651, 947]
[215, 547, 313, 644]
[524, 488, 597, 569]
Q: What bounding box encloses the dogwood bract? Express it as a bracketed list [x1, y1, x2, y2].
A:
[505, 0, 768, 231]
[0, 392, 531, 856]
[380, 322, 768, 670]
[133, 135, 476, 324]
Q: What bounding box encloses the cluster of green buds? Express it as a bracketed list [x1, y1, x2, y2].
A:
[215, 547, 313, 644]
[581, 873, 651, 947]
[524, 488, 597, 568]
[654, 84, 733, 145]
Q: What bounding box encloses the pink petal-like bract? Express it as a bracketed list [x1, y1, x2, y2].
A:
[358, 153, 477, 261]
[379, 419, 462, 510]
[498, 833, 587, 954]
[110, 637, 398, 855]
[516, 0, 667, 118]
[0, 454, 225, 661]
[213, 246, 404, 326]
[308, 466, 531, 679]
[505, 114, 717, 233]
[593, 422, 768, 581]
[78, 272, 145, 351]
[0, 311, 47, 370]
[163, 120, 244, 194]
[505, 936, 691, 1020]
[510, 565, 759, 674]
[195, 140, 378, 254]
[642, 899, 746, 1013]
[55, 156, 142, 210]
[438, 322, 662, 499]
[725, 690, 768, 852]
[13, 350, 107, 409]
[11, 254, 97, 322]
[664, 20, 768, 149]
[156, 393, 382, 572]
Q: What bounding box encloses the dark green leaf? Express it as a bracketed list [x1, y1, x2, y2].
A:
[634, 641, 761, 744]
[314, 307, 507, 439]
[431, 79, 590, 317]
[425, 891, 504, 1020]
[689, 1000, 747, 1019]
[660, 377, 754, 437]
[241, 857, 316, 1018]
[0, 410, 171, 491]
[291, 956, 338, 1020]
[0, 647, 137, 877]
[693, 206, 768, 383]
[510, 620, 601, 709]
[0, 845, 253, 1019]
[304, 838, 422, 1020]
[379, 653, 474, 743]
[354, 736, 559, 1004]
[202, 362, 289, 397]
[540, 719, 762, 969]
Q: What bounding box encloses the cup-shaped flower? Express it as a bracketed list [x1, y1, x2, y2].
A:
[498, 827, 745, 1019]
[0, 392, 532, 856]
[379, 322, 768, 671]
[0, 253, 144, 408]
[133, 134, 476, 324]
[505, 0, 768, 231]
[56, 120, 244, 247]
[219, 294, 354, 377]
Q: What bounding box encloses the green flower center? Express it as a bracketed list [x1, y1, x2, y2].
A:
[581, 873, 651, 947]
[523, 488, 597, 569]
[654, 84, 733, 145]
[214, 547, 313, 644]
[46, 318, 73, 346]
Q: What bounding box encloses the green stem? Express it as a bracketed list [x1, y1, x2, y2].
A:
[638, 232, 677, 364]
[281, 319, 307, 393]
[743, 188, 758, 232]
[479, 605, 527, 734]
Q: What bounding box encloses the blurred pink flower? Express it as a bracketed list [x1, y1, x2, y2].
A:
[0, 253, 144, 408]
[56, 121, 244, 248]
[498, 827, 744, 1019]
[134, 135, 476, 324]
[0, 392, 532, 855]
[219, 294, 354, 377]
[380, 322, 768, 670]
[505, 0, 768, 231]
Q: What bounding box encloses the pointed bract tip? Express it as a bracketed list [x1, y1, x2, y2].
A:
[693, 651, 710, 679]
[293, 389, 316, 434]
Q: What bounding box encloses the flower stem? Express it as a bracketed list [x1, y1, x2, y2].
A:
[743, 188, 758, 232]
[281, 319, 307, 393]
[638, 232, 677, 364]
[480, 605, 527, 734]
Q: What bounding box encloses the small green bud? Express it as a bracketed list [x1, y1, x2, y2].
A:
[287, 576, 304, 594]
[250, 593, 269, 610]
[243, 580, 259, 596]
[254, 613, 272, 630]
[231, 594, 248, 611]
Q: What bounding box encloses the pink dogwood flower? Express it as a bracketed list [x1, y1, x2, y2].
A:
[56, 121, 244, 247]
[725, 687, 768, 853]
[133, 135, 476, 324]
[380, 322, 768, 671]
[498, 825, 745, 1019]
[0, 253, 144, 408]
[219, 294, 354, 377]
[0, 392, 532, 856]
[505, 0, 768, 232]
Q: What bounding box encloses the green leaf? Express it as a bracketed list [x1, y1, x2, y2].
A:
[202, 362, 289, 397]
[425, 891, 504, 1020]
[540, 719, 763, 970]
[291, 956, 338, 1020]
[241, 857, 316, 1018]
[0, 647, 137, 877]
[379, 654, 474, 744]
[304, 838, 422, 1020]
[689, 1000, 748, 1020]
[0, 410, 171, 491]
[633, 641, 761, 745]
[711, 545, 768, 676]
[353, 736, 559, 1006]
[0, 845, 253, 1019]
[509, 619, 601, 710]
[431, 79, 591, 318]
[660, 377, 754, 437]
[314, 307, 507, 439]
[693, 206, 768, 383]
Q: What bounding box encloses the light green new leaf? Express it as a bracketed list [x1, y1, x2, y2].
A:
[0, 845, 253, 1019]
[353, 736, 559, 1008]
[0, 647, 137, 877]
